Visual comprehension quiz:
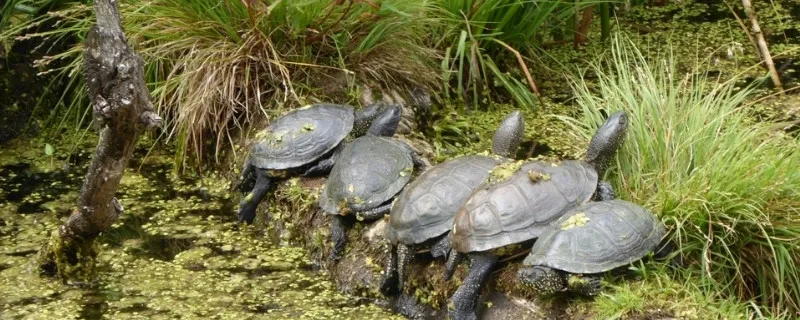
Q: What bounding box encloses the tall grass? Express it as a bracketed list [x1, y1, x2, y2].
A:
[433, 0, 605, 108]
[1, 0, 436, 172]
[561, 34, 800, 316]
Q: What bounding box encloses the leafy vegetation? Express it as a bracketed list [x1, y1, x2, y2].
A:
[2, 0, 437, 171]
[0, 0, 626, 170]
[562, 34, 800, 317]
[433, 0, 601, 108]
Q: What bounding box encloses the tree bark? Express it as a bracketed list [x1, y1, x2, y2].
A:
[37, 0, 161, 281]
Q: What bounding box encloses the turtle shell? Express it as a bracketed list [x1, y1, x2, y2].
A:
[385, 155, 504, 245]
[522, 199, 666, 274]
[250, 103, 354, 170]
[451, 160, 598, 253]
[319, 136, 414, 215]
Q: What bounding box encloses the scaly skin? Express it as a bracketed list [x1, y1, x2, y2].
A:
[448, 252, 498, 320]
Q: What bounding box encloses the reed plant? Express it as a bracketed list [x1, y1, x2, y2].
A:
[432, 0, 609, 109]
[561, 34, 800, 317]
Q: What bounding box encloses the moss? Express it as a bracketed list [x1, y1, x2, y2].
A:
[528, 169, 551, 183]
[567, 274, 589, 287]
[560, 213, 590, 230]
[36, 228, 100, 282]
[486, 160, 525, 185]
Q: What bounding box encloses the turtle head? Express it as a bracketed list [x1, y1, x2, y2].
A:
[366, 104, 402, 137]
[353, 103, 386, 137]
[517, 266, 566, 296]
[491, 110, 525, 158]
[584, 110, 628, 176]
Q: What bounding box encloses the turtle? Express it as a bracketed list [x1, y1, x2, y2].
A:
[517, 199, 667, 296]
[444, 111, 629, 320]
[318, 104, 428, 261]
[379, 110, 525, 296]
[237, 102, 388, 224]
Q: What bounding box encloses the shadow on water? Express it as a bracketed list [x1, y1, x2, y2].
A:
[0, 163, 82, 214]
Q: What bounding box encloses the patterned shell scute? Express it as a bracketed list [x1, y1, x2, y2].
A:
[386, 155, 504, 245]
[320, 136, 414, 215]
[523, 199, 666, 274]
[250, 103, 354, 170]
[451, 160, 598, 253]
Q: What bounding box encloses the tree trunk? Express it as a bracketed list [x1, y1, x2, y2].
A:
[36, 0, 161, 281]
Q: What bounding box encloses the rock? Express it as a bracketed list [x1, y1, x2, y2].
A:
[478, 291, 544, 320]
[358, 84, 433, 136]
[394, 135, 435, 167]
[365, 218, 388, 246]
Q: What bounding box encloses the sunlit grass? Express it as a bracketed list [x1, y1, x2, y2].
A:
[560, 34, 800, 317]
[590, 264, 754, 319]
[1, 0, 437, 172]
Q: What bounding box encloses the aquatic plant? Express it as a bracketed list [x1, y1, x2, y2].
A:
[562, 34, 800, 317]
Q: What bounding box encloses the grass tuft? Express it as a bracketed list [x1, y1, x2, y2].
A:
[2, 0, 437, 172]
[588, 264, 754, 319]
[561, 34, 800, 317]
[433, 0, 604, 109]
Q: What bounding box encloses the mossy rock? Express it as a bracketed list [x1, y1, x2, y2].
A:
[259, 136, 557, 319]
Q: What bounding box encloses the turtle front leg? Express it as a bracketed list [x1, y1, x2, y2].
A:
[517, 265, 566, 296]
[654, 239, 684, 268]
[430, 233, 451, 259]
[448, 252, 498, 320]
[380, 243, 400, 296]
[236, 162, 257, 193]
[566, 274, 603, 296]
[237, 169, 272, 224]
[594, 180, 616, 201]
[355, 202, 392, 222]
[328, 215, 347, 261]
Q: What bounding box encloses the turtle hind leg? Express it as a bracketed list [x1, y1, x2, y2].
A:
[356, 202, 392, 221]
[517, 265, 567, 296]
[380, 243, 400, 296]
[302, 157, 336, 177]
[444, 250, 465, 281]
[430, 233, 451, 259]
[395, 243, 414, 294]
[328, 215, 348, 261]
[302, 144, 344, 177]
[237, 169, 272, 224]
[567, 274, 603, 296]
[448, 252, 498, 320]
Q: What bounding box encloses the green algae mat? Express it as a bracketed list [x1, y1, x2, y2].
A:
[0, 136, 402, 320]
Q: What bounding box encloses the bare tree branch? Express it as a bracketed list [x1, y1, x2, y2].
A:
[741, 0, 784, 93]
[37, 0, 161, 281]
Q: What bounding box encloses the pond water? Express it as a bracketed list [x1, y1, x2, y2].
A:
[0, 136, 403, 319]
